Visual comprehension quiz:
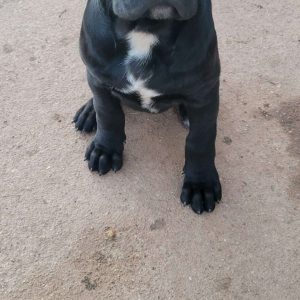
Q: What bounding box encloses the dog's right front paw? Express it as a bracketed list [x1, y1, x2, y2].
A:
[85, 141, 123, 175]
[73, 98, 96, 133]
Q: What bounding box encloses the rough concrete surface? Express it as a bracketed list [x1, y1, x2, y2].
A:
[0, 0, 299, 299]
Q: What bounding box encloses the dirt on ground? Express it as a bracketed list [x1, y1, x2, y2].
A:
[0, 0, 299, 299]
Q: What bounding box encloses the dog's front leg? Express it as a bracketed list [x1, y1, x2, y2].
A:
[85, 72, 126, 175]
[181, 85, 222, 214]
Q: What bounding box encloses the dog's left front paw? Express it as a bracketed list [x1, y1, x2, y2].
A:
[180, 175, 222, 214]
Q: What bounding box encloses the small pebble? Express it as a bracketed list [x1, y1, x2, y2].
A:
[223, 137, 232, 145]
[105, 227, 117, 240]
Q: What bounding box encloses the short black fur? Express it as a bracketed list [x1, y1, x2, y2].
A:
[75, 0, 222, 214]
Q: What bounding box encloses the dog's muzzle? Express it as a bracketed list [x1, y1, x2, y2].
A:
[112, 0, 198, 21]
[148, 5, 178, 20]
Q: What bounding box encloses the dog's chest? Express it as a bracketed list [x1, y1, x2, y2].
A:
[120, 30, 161, 113]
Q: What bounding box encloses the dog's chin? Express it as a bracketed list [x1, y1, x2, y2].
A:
[147, 5, 179, 20]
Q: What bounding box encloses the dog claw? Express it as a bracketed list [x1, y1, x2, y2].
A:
[85, 141, 123, 176]
[73, 99, 96, 133]
[181, 178, 221, 215]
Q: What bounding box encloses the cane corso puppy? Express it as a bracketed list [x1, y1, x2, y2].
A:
[74, 0, 222, 214]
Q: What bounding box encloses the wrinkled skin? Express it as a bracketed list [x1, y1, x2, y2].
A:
[75, 0, 222, 214]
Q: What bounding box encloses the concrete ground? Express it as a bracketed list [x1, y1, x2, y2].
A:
[1, 0, 299, 299]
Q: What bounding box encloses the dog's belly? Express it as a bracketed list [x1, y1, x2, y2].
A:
[119, 73, 161, 113]
[112, 88, 174, 113]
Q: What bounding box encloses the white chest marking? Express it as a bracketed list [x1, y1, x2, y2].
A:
[127, 31, 158, 59]
[123, 30, 161, 113]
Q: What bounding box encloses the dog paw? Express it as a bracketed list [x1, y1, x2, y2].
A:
[180, 176, 222, 214]
[73, 98, 96, 133]
[85, 141, 123, 175]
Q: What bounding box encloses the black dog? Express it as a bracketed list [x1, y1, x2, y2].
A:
[74, 0, 222, 214]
